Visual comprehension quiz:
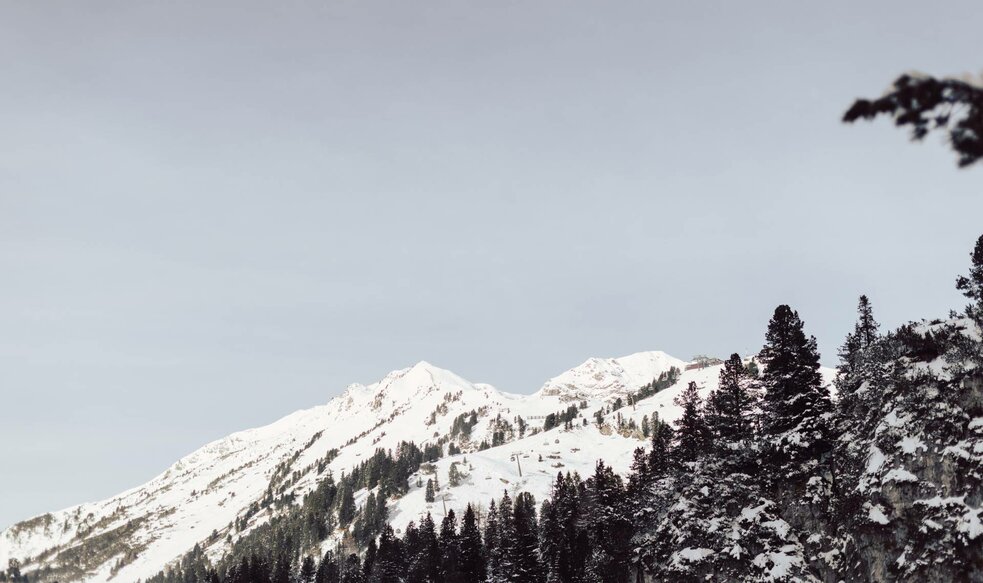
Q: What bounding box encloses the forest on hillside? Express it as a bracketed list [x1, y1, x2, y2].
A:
[48, 231, 976, 583]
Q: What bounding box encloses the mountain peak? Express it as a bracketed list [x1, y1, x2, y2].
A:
[536, 350, 686, 401]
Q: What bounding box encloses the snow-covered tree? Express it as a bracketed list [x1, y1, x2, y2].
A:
[672, 381, 711, 466]
[758, 305, 832, 484]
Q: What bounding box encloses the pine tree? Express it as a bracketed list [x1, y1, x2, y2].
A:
[758, 305, 832, 483]
[511, 492, 542, 582]
[425, 479, 436, 504]
[584, 461, 632, 583]
[538, 497, 561, 583]
[413, 513, 441, 583]
[837, 296, 882, 393]
[539, 472, 588, 583]
[271, 552, 292, 583]
[316, 550, 340, 583]
[647, 418, 673, 479]
[458, 505, 486, 583]
[672, 382, 711, 466]
[843, 72, 983, 167]
[370, 525, 406, 583]
[341, 554, 365, 583]
[338, 483, 356, 527]
[957, 234, 983, 324]
[836, 295, 887, 437]
[363, 539, 377, 579]
[439, 510, 462, 583]
[626, 447, 650, 503]
[496, 492, 517, 581]
[483, 499, 503, 583]
[705, 353, 758, 462]
[300, 556, 317, 583]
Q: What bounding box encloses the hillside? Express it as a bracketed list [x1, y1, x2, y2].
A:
[1, 350, 786, 583]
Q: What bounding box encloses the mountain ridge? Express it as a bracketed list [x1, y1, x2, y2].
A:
[1, 350, 712, 582]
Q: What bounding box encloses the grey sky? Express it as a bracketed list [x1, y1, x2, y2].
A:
[2, 1, 981, 529]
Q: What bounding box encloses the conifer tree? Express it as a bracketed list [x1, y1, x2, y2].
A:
[512, 492, 543, 582]
[363, 540, 377, 579]
[538, 497, 561, 583]
[425, 479, 436, 504]
[495, 492, 517, 581]
[584, 461, 632, 583]
[758, 305, 832, 482]
[957, 234, 983, 324]
[439, 510, 462, 583]
[458, 505, 486, 583]
[271, 552, 292, 583]
[626, 446, 650, 501]
[837, 296, 881, 394]
[337, 483, 356, 528]
[483, 500, 502, 583]
[647, 418, 673, 479]
[544, 472, 588, 583]
[316, 550, 340, 583]
[370, 525, 406, 583]
[672, 382, 711, 465]
[341, 554, 365, 583]
[300, 556, 317, 583]
[414, 513, 441, 583]
[705, 354, 758, 460]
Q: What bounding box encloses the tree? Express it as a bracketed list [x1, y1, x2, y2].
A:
[412, 513, 441, 583]
[271, 552, 292, 583]
[584, 461, 632, 583]
[371, 525, 406, 583]
[425, 479, 436, 503]
[484, 499, 503, 583]
[543, 472, 588, 583]
[844, 72, 983, 167]
[495, 492, 517, 581]
[338, 483, 356, 527]
[511, 492, 543, 583]
[341, 554, 365, 583]
[458, 505, 486, 583]
[672, 381, 711, 465]
[448, 463, 464, 487]
[705, 354, 758, 466]
[957, 234, 983, 324]
[300, 556, 318, 583]
[758, 305, 832, 483]
[626, 446, 650, 501]
[647, 417, 673, 479]
[538, 498, 561, 583]
[837, 295, 883, 404]
[316, 550, 340, 583]
[439, 510, 462, 583]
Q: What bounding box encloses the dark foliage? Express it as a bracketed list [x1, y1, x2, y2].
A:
[844, 73, 983, 167]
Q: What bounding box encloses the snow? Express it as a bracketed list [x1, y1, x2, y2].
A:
[672, 547, 714, 566]
[898, 436, 927, 454]
[883, 468, 919, 483]
[866, 446, 886, 475]
[752, 547, 805, 580]
[0, 350, 696, 582]
[868, 504, 890, 525]
[0, 350, 839, 582]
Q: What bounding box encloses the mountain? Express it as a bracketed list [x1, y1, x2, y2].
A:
[2, 350, 799, 583]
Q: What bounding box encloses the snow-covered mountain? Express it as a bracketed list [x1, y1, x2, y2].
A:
[0, 351, 834, 583]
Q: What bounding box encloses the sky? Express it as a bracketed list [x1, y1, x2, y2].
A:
[1, 1, 982, 529]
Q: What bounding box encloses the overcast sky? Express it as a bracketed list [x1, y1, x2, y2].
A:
[2, 1, 981, 529]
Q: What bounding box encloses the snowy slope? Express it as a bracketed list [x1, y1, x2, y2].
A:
[0, 351, 834, 583]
